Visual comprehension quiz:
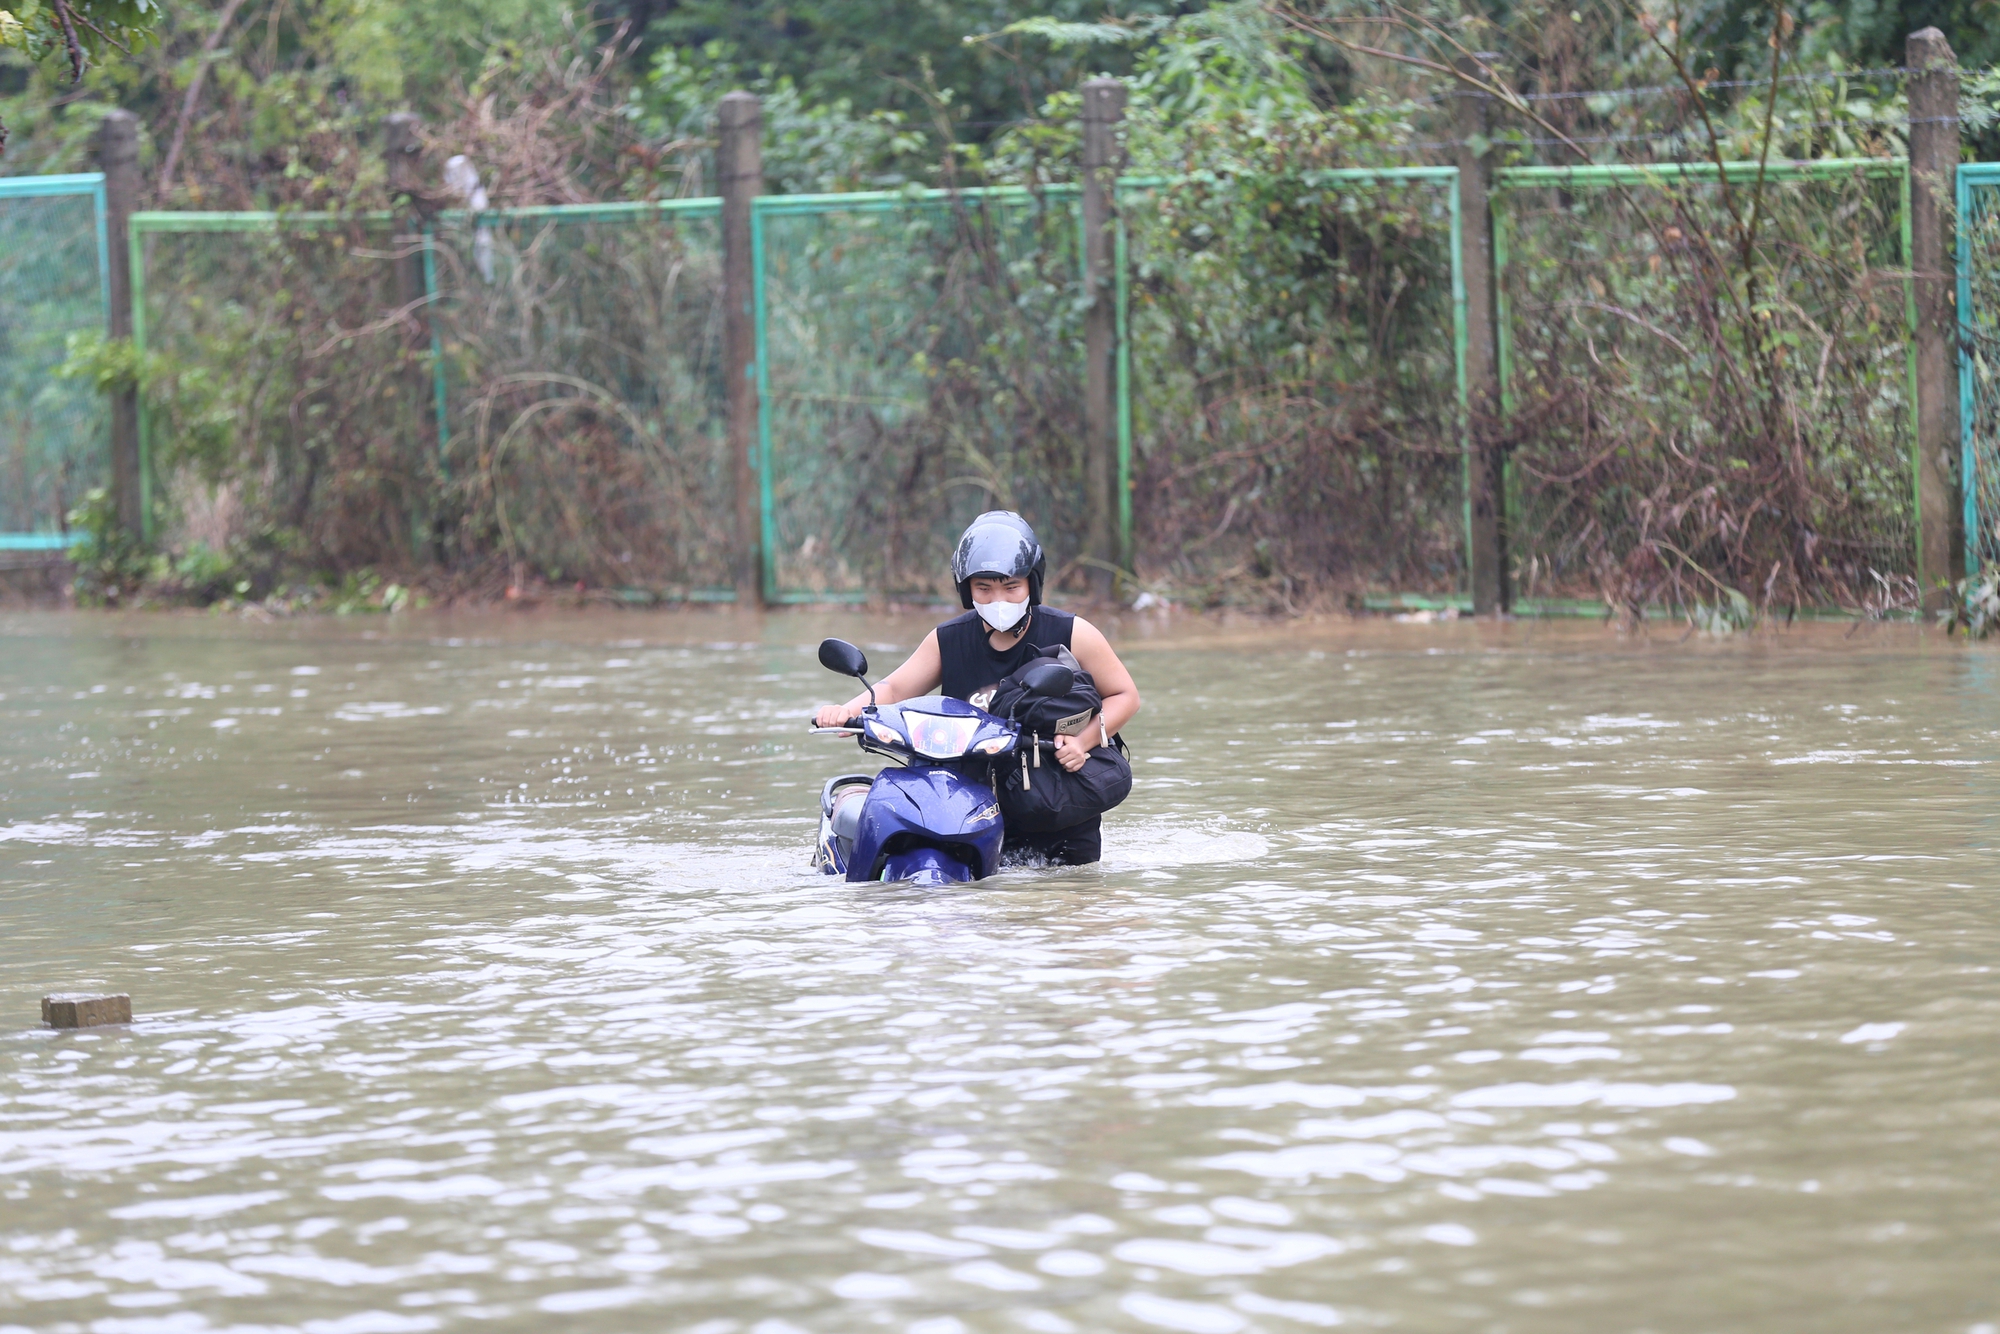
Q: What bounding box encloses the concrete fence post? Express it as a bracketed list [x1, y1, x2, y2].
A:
[1455, 60, 1508, 615]
[383, 114, 429, 329]
[1907, 27, 1962, 606]
[1082, 78, 1127, 601]
[96, 110, 142, 540]
[719, 92, 764, 607]
[382, 113, 440, 496]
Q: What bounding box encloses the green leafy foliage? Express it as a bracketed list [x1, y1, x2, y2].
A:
[56, 330, 146, 394]
[631, 1, 1186, 135]
[10, 0, 2000, 613]
[323, 569, 410, 613]
[1940, 571, 2000, 637]
[1687, 586, 1755, 634]
[0, 0, 157, 80]
[989, 16, 1159, 46]
[62, 486, 150, 603]
[640, 41, 933, 194]
[1777, 0, 2000, 73]
[0, 0, 157, 153]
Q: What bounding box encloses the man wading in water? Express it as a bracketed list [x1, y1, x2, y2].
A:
[812, 512, 1142, 865]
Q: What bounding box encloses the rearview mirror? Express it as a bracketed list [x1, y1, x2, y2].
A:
[1020, 661, 1074, 699]
[818, 638, 869, 679]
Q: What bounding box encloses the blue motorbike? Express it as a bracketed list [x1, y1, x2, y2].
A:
[808, 637, 1073, 887]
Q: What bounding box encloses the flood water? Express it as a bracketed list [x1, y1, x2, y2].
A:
[3, 609, 1997, 1334]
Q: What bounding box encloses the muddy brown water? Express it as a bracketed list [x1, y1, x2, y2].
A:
[2, 610, 1997, 1334]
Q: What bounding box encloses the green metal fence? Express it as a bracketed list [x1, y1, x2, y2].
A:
[1121, 167, 1469, 601]
[754, 185, 1088, 602]
[128, 192, 1087, 600]
[128, 202, 727, 583]
[1493, 158, 1917, 606]
[122, 189, 1092, 600]
[129, 209, 432, 552]
[75, 156, 1966, 607]
[1960, 163, 2000, 573]
[0, 173, 108, 549]
[430, 200, 731, 595]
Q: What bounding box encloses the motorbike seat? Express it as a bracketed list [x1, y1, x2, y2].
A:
[829, 784, 869, 842]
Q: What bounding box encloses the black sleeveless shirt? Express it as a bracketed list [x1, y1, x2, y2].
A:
[937, 605, 1076, 711]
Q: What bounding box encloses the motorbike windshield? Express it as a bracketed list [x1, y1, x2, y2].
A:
[903, 710, 981, 759]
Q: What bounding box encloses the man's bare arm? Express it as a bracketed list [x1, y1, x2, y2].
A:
[812, 631, 945, 727]
[1069, 617, 1141, 736]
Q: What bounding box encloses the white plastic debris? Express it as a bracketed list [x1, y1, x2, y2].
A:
[444, 154, 495, 283]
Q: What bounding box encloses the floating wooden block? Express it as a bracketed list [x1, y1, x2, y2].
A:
[42, 993, 132, 1028]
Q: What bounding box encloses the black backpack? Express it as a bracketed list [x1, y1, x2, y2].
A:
[983, 646, 1133, 833]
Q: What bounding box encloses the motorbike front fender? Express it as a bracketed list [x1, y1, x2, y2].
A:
[847, 765, 1004, 882]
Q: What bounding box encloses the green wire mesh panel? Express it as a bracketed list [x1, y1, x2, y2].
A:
[1962, 167, 2000, 573]
[0, 185, 105, 534]
[430, 205, 731, 593]
[1496, 163, 1913, 610]
[1122, 172, 1465, 603]
[136, 221, 435, 565]
[756, 189, 1085, 601]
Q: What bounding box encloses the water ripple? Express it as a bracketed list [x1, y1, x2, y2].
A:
[3, 615, 1998, 1332]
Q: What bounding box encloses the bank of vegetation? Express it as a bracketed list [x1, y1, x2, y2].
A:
[6, 0, 2000, 620]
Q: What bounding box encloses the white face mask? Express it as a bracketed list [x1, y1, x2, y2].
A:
[976, 596, 1029, 632]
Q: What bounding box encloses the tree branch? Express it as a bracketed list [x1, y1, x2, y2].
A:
[158, 0, 254, 200]
[1743, 0, 1791, 265]
[49, 0, 86, 81]
[1265, 2, 1593, 164]
[64, 7, 132, 54]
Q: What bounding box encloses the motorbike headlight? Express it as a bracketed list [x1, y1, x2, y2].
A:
[973, 735, 1013, 755]
[903, 711, 980, 759]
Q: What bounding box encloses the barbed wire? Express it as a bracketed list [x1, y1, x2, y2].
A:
[1515, 65, 1910, 102]
[1402, 66, 1912, 107]
[1358, 112, 1954, 153]
[964, 65, 1970, 142]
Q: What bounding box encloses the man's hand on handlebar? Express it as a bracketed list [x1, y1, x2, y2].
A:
[813, 702, 864, 729]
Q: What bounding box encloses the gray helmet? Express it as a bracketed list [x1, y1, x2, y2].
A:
[951, 511, 1046, 609]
